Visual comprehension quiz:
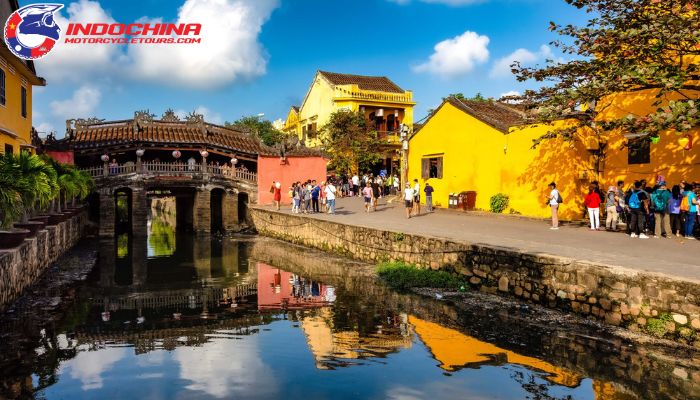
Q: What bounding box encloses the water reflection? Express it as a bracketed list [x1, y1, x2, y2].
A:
[0, 212, 698, 399]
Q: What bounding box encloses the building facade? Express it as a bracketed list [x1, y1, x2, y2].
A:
[408, 96, 699, 220]
[0, 0, 46, 155]
[285, 70, 415, 174]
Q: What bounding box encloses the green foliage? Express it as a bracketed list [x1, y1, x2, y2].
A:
[149, 213, 176, 257]
[321, 110, 383, 174]
[391, 232, 405, 242]
[376, 261, 467, 291]
[509, 0, 699, 148]
[508, 208, 521, 215]
[645, 313, 673, 338]
[226, 116, 284, 146]
[489, 193, 510, 214]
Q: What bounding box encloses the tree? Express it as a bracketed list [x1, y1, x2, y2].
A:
[321, 110, 384, 174]
[427, 93, 490, 115]
[510, 0, 699, 148]
[226, 116, 285, 146]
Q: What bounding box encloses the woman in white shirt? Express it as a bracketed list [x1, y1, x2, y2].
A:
[546, 182, 560, 230]
[403, 184, 414, 219]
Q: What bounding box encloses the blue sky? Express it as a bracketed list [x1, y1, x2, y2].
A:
[21, 0, 588, 137]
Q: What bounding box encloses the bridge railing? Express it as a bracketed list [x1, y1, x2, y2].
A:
[82, 161, 257, 183]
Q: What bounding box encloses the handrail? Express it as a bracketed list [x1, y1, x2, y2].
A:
[82, 161, 257, 183]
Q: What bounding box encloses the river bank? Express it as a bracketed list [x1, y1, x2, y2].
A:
[249, 205, 700, 346]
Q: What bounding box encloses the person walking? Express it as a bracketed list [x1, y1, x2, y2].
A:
[325, 181, 337, 214]
[682, 183, 698, 239]
[311, 180, 321, 213]
[273, 181, 282, 211]
[424, 181, 434, 213]
[362, 183, 373, 212]
[546, 182, 561, 230]
[651, 182, 672, 238]
[303, 183, 312, 213]
[392, 174, 400, 195]
[372, 178, 381, 210]
[669, 185, 683, 237]
[605, 186, 619, 231]
[616, 180, 627, 228]
[320, 181, 327, 213]
[403, 183, 414, 219]
[626, 181, 650, 239]
[412, 179, 421, 216]
[351, 174, 359, 197]
[293, 182, 302, 214]
[584, 184, 602, 230]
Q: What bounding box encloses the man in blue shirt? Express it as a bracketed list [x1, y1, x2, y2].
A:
[683, 184, 698, 239]
[311, 180, 321, 213]
[424, 181, 434, 213]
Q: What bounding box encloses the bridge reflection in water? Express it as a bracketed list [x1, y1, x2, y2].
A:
[1, 210, 695, 399]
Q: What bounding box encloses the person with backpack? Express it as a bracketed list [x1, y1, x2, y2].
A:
[626, 181, 650, 239]
[546, 182, 562, 230]
[584, 184, 602, 230]
[681, 183, 698, 239]
[651, 182, 672, 238]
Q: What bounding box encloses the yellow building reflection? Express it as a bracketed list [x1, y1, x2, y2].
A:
[300, 308, 413, 370]
[408, 316, 582, 387]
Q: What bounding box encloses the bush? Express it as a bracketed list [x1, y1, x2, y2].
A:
[489, 193, 510, 213]
[376, 261, 467, 291]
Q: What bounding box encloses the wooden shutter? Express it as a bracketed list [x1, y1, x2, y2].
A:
[436, 157, 443, 179]
[421, 158, 429, 179]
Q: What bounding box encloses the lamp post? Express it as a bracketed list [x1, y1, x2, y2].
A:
[400, 124, 410, 189]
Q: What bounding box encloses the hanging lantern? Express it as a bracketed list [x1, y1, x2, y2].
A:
[101, 154, 110, 162]
[200, 150, 209, 158]
[678, 135, 692, 150]
[172, 150, 181, 159]
[230, 156, 238, 165]
[136, 148, 145, 157]
[650, 136, 660, 144]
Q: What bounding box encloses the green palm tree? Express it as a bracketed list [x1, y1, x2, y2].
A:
[0, 153, 27, 229]
[13, 151, 58, 222]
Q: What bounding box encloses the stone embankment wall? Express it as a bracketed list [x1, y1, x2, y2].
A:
[0, 213, 87, 312]
[250, 208, 700, 342]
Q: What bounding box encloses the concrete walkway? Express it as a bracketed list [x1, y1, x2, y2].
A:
[258, 196, 700, 282]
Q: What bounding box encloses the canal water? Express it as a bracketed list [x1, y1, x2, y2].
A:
[1, 206, 699, 399]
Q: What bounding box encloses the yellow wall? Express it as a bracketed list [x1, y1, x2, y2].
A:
[408, 95, 700, 221]
[0, 54, 35, 154]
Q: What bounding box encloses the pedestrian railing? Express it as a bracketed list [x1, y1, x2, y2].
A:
[81, 161, 257, 183]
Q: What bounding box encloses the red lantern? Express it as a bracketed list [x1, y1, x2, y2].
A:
[101, 154, 109, 162]
[172, 150, 181, 159]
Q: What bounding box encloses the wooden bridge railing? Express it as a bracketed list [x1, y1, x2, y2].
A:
[82, 161, 257, 183]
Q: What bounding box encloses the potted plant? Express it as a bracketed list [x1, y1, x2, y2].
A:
[0, 153, 31, 248]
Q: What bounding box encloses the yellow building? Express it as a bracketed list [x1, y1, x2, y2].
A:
[286, 70, 415, 173]
[408, 96, 699, 220]
[0, 1, 46, 155]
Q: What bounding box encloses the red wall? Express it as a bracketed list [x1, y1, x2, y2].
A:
[257, 155, 328, 205]
[45, 150, 74, 165]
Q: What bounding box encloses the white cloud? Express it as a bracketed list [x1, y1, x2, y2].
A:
[36, 0, 280, 89]
[34, 122, 57, 137]
[50, 85, 102, 119]
[126, 0, 279, 89]
[500, 90, 520, 98]
[490, 45, 557, 78]
[36, 0, 123, 82]
[67, 345, 127, 391]
[413, 31, 489, 78]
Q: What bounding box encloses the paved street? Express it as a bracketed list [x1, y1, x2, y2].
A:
[260, 196, 700, 282]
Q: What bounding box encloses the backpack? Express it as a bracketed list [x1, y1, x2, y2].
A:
[628, 190, 642, 209]
[680, 195, 690, 212]
[652, 191, 667, 211]
[557, 193, 563, 204]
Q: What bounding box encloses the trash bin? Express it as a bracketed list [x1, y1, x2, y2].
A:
[458, 191, 477, 211]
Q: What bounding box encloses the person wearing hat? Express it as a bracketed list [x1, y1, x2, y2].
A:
[604, 185, 620, 231]
[651, 181, 672, 238]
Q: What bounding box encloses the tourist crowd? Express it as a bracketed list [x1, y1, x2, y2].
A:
[548, 178, 699, 239]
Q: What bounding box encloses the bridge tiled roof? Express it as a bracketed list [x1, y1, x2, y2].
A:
[68, 119, 262, 155]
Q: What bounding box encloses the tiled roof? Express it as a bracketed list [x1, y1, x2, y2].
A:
[447, 97, 526, 133]
[291, 106, 299, 113]
[319, 71, 405, 93]
[69, 120, 262, 155]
